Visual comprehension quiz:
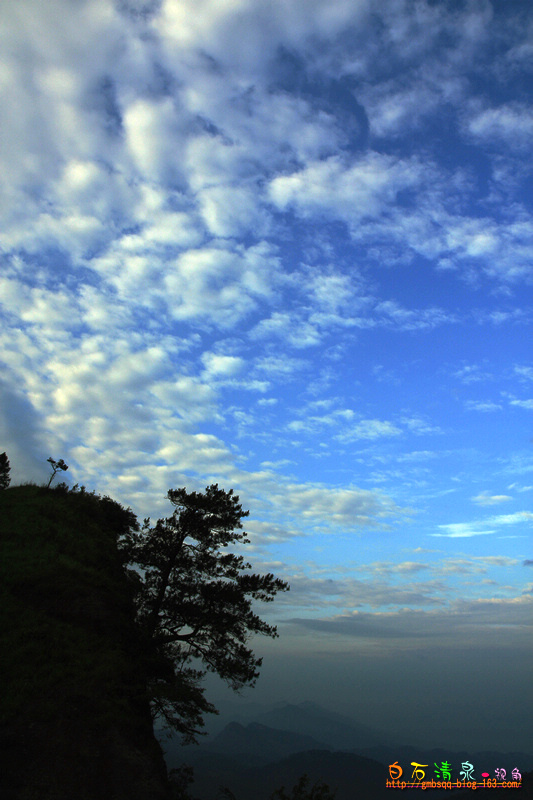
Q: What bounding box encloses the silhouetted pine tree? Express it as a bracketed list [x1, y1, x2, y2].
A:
[0, 452, 10, 490]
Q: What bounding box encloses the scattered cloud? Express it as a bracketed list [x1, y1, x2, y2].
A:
[288, 594, 533, 643]
[432, 525, 496, 539]
[509, 398, 533, 410]
[467, 103, 533, 150]
[472, 492, 512, 506]
[465, 400, 502, 412]
[514, 365, 533, 382]
[434, 511, 533, 538]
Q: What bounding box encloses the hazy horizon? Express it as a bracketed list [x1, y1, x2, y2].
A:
[192, 635, 533, 755]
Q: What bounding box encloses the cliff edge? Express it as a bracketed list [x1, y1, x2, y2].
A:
[0, 484, 171, 799]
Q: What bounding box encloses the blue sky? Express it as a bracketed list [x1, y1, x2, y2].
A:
[2, 0, 533, 751]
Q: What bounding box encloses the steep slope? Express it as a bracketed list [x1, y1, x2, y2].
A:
[0, 484, 171, 800]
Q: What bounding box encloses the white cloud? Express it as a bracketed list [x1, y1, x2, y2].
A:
[155, 0, 370, 74]
[468, 103, 533, 148]
[508, 483, 533, 494]
[151, 375, 220, 424]
[472, 492, 512, 506]
[307, 271, 358, 313]
[510, 398, 533, 410]
[254, 356, 308, 378]
[340, 419, 402, 441]
[487, 511, 533, 526]
[251, 312, 322, 348]
[268, 152, 423, 227]
[123, 96, 190, 187]
[278, 482, 402, 528]
[465, 400, 502, 412]
[400, 416, 441, 435]
[363, 83, 442, 138]
[454, 363, 493, 384]
[157, 242, 280, 326]
[435, 510, 533, 538]
[201, 352, 245, 378]
[514, 365, 533, 381]
[377, 302, 455, 331]
[197, 184, 270, 238]
[432, 524, 496, 539]
[245, 519, 300, 544]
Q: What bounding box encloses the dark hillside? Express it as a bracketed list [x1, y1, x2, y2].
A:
[0, 484, 170, 799]
[186, 749, 394, 800]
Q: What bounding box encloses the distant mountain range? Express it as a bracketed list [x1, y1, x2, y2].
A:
[159, 701, 533, 800]
[244, 700, 393, 751]
[193, 720, 331, 767]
